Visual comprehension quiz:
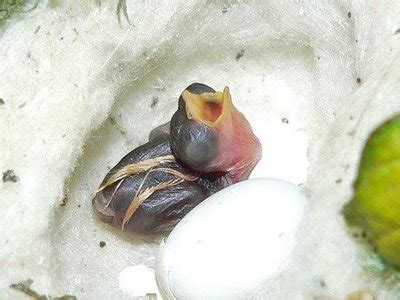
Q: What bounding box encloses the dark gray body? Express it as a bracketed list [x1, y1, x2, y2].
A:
[93, 132, 230, 238]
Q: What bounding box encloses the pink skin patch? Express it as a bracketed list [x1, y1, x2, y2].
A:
[211, 105, 262, 183]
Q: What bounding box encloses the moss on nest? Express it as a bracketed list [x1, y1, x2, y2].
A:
[0, 0, 27, 22]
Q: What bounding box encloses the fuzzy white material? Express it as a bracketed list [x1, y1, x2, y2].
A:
[118, 264, 160, 298]
[1, 0, 400, 299]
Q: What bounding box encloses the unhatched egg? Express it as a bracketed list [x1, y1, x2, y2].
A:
[155, 178, 307, 299]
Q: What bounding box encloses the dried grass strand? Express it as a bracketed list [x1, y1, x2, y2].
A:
[95, 154, 199, 229]
[121, 168, 154, 230]
[97, 154, 175, 192]
[120, 168, 198, 228]
[105, 178, 125, 208]
[155, 167, 198, 181]
[122, 177, 184, 230]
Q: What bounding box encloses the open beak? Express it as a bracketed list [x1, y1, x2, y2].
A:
[181, 86, 233, 128]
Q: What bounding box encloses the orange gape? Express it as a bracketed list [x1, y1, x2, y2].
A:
[92, 83, 262, 239]
[203, 102, 223, 122]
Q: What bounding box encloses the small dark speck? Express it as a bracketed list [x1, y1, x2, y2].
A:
[235, 49, 245, 61]
[319, 278, 327, 288]
[151, 97, 159, 108]
[60, 37, 64, 41]
[60, 195, 68, 207]
[34, 25, 41, 34]
[18, 102, 26, 109]
[352, 232, 360, 238]
[317, 56, 320, 60]
[78, 204, 81, 208]
[222, 4, 231, 13]
[99, 241, 106, 248]
[2, 170, 19, 183]
[109, 117, 127, 136]
[355, 39, 358, 43]
[62, 134, 66, 138]
[395, 28, 400, 34]
[335, 178, 342, 184]
[348, 12, 351, 18]
[350, 116, 354, 120]
[356, 77, 362, 84]
[0, 98, 4, 105]
[281, 118, 289, 124]
[362, 231, 367, 238]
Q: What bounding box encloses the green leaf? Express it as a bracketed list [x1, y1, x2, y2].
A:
[0, 0, 39, 23]
[344, 115, 400, 269]
[0, 0, 25, 22]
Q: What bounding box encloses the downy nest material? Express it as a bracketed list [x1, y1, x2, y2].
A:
[1, 0, 400, 299]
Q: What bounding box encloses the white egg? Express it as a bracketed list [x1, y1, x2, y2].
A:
[155, 178, 307, 300]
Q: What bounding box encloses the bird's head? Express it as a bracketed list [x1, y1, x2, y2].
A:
[170, 83, 261, 182]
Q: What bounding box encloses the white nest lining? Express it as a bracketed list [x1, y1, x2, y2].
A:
[1, 0, 400, 299]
